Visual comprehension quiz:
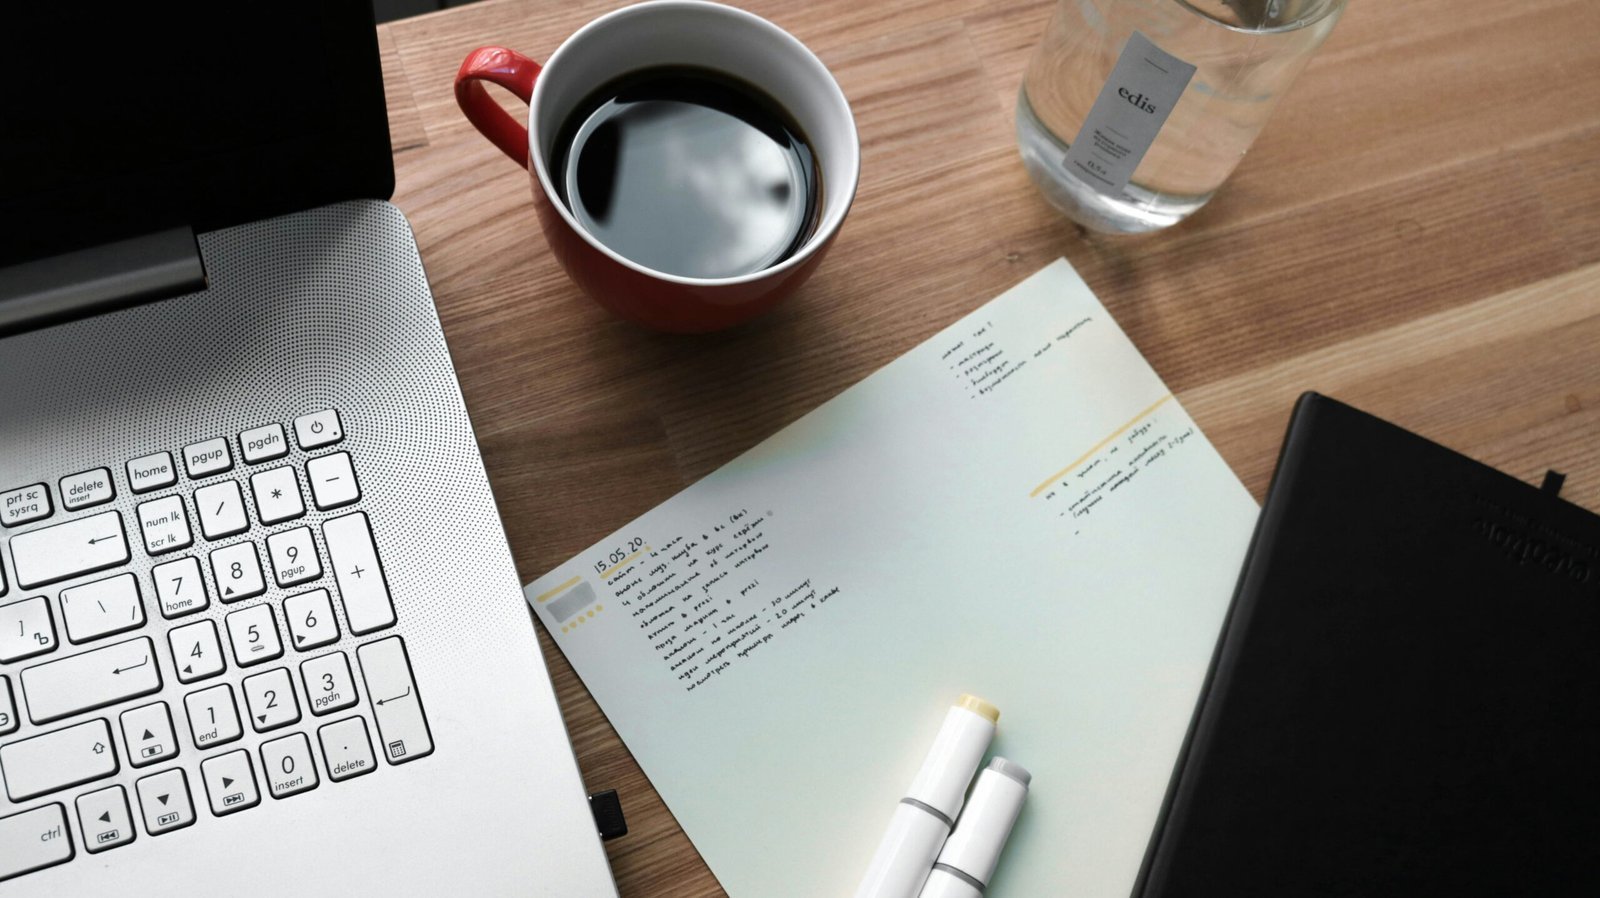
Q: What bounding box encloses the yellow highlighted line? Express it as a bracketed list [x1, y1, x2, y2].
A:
[599, 547, 647, 580]
[534, 575, 581, 604]
[1029, 395, 1173, 498]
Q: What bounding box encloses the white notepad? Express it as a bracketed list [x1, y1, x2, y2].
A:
[526, 260, 1259, 896]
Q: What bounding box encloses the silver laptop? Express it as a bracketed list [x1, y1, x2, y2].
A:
[0, 6, 617, 894]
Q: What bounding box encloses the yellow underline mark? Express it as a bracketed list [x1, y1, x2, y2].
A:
[599, 547, 648, 580]
[1029, 394, 1174, 498]
[534, 575, 581, 604]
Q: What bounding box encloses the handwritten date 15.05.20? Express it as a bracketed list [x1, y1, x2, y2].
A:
[595, 537, 645, 574]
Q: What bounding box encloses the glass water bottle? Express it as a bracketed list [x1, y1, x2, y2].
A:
[1017, 0, 1346, 234]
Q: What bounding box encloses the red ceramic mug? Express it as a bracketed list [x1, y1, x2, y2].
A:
[456, 1, 859, 333]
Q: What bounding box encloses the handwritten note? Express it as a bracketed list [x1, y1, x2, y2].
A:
[526, 260, 1259, 896]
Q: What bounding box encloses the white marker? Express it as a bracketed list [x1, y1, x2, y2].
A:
[855, 695, 999, 898]
[918, 757, 1031, 898]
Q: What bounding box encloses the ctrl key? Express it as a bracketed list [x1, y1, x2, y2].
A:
[200, 750, 260, 816]
[0, 803, 73, 882]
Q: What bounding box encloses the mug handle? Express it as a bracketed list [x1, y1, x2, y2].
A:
[455, 47, 542, 168]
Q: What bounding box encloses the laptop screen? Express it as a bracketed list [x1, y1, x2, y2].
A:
[0, 4, 393, 268]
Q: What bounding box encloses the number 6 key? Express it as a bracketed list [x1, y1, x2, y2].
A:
[283, 588, 339, 651]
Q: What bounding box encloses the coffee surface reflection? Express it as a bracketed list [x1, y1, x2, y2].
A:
[551, 66, 821, 280]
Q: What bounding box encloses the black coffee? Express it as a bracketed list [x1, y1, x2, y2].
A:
[550, 66, 821, 280]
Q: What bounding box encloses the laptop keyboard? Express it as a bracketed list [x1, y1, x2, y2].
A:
[0, 409, 433, 881]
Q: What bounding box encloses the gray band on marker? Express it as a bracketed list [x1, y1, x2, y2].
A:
[899, 797, 954, 828]
[932, 863, 987, 894]
[987, 756, 1032, 786]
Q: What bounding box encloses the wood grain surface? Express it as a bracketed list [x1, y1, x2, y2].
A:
[377, 1, 1600, 893]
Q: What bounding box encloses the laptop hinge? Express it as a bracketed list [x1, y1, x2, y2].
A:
[0, 226, 207, 337]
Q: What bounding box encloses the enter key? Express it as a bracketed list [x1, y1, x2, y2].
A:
[357, 636, 432, 764]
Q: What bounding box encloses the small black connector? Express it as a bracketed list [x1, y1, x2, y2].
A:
[588, 789, 628, 841]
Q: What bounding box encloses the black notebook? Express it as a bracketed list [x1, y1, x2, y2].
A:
[1138, 393, 1600, 897]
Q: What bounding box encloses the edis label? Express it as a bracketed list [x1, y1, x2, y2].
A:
[1062, 31, 1196, 196]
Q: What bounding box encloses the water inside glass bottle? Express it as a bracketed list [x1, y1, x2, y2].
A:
[1017, 0, 1345, 233]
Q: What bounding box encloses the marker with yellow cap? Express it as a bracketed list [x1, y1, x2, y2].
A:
[854, 695, 1000, 898]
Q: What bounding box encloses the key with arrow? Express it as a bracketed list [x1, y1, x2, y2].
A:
[76, 783, 134, 852]
[358, 636, 434, 763]
[201, 751, 260, 815]
[137, 767, 195, 833]
[374, 686, 410, 707]
[8, 509, 130, 589]
[112, 655, 149, 675]
[19, 636, 160, 724]
[121, 701, 177, 766]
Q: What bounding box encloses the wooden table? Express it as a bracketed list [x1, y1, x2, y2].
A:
[377, 1, 1600, 893]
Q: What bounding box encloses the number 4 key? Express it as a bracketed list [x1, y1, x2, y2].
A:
[168, 619, 226, 683]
